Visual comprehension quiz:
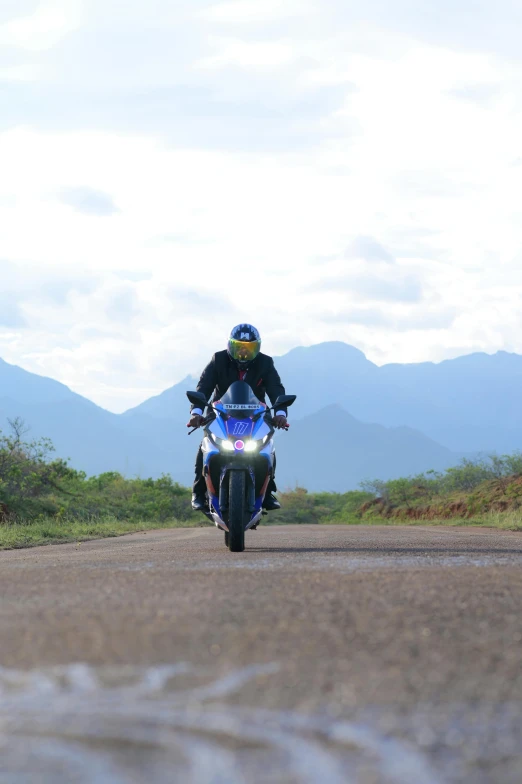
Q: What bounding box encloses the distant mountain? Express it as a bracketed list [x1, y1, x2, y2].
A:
[372, 350, 522, 452]
[123, 374, 198, 420]
[117, 404, 459, 492]
[125, 342, 522, 453]
[276, 405, 458, 492]
[0, 359, 171, 477]
[1, 341, 521, 490]
[0, 357, 91, 407]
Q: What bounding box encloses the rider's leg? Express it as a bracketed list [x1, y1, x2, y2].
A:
[268, 452, 277, 492]
[191, 444, 207, 510]
[263, 453, 281, 510]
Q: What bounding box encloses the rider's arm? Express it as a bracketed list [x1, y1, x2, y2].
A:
[191, 354, 218, 413]
[265, 358, 288, 416]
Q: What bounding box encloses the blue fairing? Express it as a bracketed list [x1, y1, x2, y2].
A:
[210, 494, 221, 517]
[201, 384, 274, 531]
[252, 416, 266, 438]
[225, 416, 254, 439]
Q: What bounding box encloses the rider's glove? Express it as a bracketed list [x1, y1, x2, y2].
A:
[187, 413, 205, 429]
[273, 414, 287, 429]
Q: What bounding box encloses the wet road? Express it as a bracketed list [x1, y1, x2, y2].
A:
[1, 524, 522, 783]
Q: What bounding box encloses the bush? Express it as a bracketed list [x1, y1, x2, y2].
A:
[3, 418, 522, 528]
[0, 418, 76, 518]
[272, 487, 373, 525]
[359, 452, 522, 508]
[0, 419, 196, 524]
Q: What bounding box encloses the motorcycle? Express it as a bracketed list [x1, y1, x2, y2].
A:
[187, 381, 296, 552]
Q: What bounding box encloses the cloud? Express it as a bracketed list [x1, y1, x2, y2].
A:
[0, 261, 100, 306]
[0, 0, 83, 51]
[200, 0, 309, 25]
[0, 79, 351, 152]
[105, 286, 139, 323]
[321, 305, 457, 332]
[344, 236, 395, 264]
[0, 3, 37, 26]
[113, 270, 153, 282]
[316, 269, 424, 303]
[447, 83, 501, 106]
[321, 0, 522, 60]
[38, 276, 101, 304]
[352, 275, 423, 303]
[0, 0, 356, 152]
[1, 1, 522, 411]
[0, 297, 26, 328]
[58, 187, 119, 216]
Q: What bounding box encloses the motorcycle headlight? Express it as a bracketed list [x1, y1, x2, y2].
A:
[209, 432, 235, 451]
[244, 440, 259, 452]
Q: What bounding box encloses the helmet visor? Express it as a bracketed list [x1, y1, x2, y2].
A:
[228, 339, 261, 364]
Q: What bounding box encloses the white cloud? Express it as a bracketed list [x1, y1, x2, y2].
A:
[58, 186, 119, 216]
[1, 0, 522, 410]
[200, 0, 310, 24]
[0, 0, 83, 51]
[197, 37, 295, 70]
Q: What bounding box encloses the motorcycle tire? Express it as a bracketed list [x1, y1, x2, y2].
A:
[228, 471, 245, 552]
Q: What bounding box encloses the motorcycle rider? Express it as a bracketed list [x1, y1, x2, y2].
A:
[187, 324, 288, 512]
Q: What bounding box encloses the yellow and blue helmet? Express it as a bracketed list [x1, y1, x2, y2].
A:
[228, 324, 261, 367]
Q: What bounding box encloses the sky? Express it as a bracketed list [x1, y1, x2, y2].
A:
[1, 0, 522, 411]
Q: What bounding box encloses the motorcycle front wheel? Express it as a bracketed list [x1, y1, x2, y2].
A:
[228, 471, 245, 552]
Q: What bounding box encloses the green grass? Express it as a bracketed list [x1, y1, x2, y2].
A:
[324, 510, 522, 530]
[0, 515, 207, 550]
[2, 423, 522, 550]
[1, 508, 521, 551]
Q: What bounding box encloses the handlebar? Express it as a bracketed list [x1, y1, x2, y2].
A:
[188, 414, 289, 435]
[265, 416, 290, 431]
[187, 415, 215, 435]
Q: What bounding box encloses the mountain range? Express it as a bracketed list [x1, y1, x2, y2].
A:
[1, 341, 520, 491]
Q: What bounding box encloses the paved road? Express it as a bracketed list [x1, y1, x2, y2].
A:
[1, 524, 522, 783]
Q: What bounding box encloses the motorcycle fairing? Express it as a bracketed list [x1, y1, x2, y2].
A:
[225, 416, 254, 442]
[200, 381, 276, 533]
[201, 428, 274, 532]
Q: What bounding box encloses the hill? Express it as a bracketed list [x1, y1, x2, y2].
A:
[1, 341, 521, 489]
[0, 359, 171, 477]
[358, 452, 522, 525]
[125, 342, 522, 453]
[275, 405, 457, 492]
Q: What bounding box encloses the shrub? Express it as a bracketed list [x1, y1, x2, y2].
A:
[359, 453, 522, 512]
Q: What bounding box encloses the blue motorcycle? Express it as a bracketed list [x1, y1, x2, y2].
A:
[187, 381, 296, 552]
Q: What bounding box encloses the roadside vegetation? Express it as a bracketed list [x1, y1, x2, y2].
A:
[0, 419, 521, 549]
[0, 419, 203, 548]
[356, 453, 522, 529]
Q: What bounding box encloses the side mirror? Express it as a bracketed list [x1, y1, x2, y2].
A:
[273, 394, 296, 409]
[186, 391, 207, 407]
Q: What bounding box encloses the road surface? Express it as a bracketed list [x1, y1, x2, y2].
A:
[1, 524, 522, 783]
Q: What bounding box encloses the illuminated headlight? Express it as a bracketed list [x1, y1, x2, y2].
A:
[244, 440, 259, 452]
[209, 433, 235, 451]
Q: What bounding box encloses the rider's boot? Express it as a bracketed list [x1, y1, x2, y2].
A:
[191, 493, 207, 511]
[263, 494, 281, 511]
[191, 448, 207, 511]
[262, 475, 281, 511]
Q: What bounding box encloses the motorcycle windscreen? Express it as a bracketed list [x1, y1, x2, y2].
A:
[220, 380, 262, 419]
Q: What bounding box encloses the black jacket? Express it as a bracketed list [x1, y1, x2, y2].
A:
[193, 350, 287, 414]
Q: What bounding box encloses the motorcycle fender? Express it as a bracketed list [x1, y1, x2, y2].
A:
[219, 465, 256, 515]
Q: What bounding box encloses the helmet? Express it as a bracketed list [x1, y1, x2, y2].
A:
[227, 324, 261, 367]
